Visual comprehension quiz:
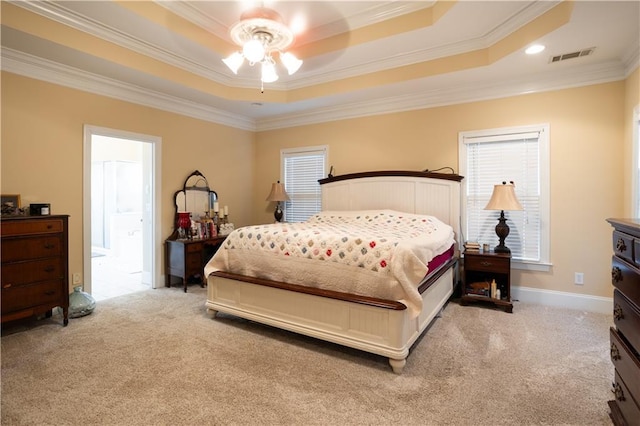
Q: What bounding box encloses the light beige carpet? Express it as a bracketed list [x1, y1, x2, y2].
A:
[1, 286, 613, 425]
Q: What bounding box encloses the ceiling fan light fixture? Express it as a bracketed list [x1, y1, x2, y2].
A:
[280, 52, 303, 75]
[242, 39, 266, 63]
[222, 52, 244, 74]
[223, 6, 301, 89]
[261, 61, 279, 83]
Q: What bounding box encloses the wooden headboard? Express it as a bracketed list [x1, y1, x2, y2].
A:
[319, 171, 463, 246]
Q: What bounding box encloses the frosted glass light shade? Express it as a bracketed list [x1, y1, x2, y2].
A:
[261, 62, 279, 83]
[243, 39, 266, 63]
[222, 52, 244, 74]
[280, 52, 303, 75]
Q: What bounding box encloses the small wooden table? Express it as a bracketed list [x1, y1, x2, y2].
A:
[460, 250, 513, 313]
[165, 236, 226, 292]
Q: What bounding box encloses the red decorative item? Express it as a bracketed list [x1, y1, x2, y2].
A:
[177, 212, 191, 238]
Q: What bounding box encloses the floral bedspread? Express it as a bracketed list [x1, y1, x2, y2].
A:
[205, 210, 455, 315]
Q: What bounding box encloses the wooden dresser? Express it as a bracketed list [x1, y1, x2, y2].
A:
[607, 218, 640, 424]
[1, 215, 70, 326]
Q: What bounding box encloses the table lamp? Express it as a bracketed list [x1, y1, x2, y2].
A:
[484, 181, 523, 254]
[266, 181, 290, 222]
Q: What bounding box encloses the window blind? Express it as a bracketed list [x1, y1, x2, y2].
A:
[464, 132, 541, 261]
[282, 147, 326, 222]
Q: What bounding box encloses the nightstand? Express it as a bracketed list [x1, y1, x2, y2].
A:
[165, 236, 226, 292]
[461, 250, 513, 313]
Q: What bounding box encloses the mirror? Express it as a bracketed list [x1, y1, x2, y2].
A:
[171, 170, 217, 238]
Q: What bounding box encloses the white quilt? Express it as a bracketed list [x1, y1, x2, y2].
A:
[204, 210, 455, 316]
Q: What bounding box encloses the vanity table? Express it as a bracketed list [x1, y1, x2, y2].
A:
[165, 170, 225, 292]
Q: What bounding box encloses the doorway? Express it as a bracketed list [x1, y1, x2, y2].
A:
[83, 126, 162, 300]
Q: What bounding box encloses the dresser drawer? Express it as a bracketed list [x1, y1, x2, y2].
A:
[2, 258, 65, 287]
[612, 256, 640, 307]
[1, 280, 64, 313]
[613, 230, 635, 265]
[1, 236, 63, 262]
[614, 290, 640, 354]
[611, 370, 640, 425]
[186, 242, 203, 253]
[610, 327, 640, 402]
[1, 218, 64, 236]
[464, 254, 510, 273]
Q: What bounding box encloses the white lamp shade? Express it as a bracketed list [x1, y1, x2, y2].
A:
[222, 52, 244, 74]
[261, 62, 279, 83]
[266, 182, 290, 202]
[243, 39, 266, 63]
[485, 183, 523, 211]
[280, 52, 303, 75]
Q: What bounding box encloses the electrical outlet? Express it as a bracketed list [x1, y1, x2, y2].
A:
[574, 272, 584, 285]
[72, 273, 81, 285]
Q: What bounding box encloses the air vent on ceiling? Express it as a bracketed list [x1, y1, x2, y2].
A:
[550, 47, 595, 63]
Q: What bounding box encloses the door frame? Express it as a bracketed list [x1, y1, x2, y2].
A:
[83, 125, 162, 292]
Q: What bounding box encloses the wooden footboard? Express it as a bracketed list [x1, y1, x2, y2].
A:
[205, 258, 457, 373]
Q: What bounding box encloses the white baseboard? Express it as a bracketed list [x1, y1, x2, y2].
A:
[511, 286, 613, 315]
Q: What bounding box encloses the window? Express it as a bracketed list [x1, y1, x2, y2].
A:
[459, 125, 550, 270]
[281, 146, 327, 222]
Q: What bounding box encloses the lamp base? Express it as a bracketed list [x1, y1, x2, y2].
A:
[494, 244, 511, 254]
[274, 204, 283, 222]
[494, 210, 511, 255]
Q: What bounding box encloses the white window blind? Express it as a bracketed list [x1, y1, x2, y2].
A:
[282, 146, 327, 222]
[461, 126, 549, 264]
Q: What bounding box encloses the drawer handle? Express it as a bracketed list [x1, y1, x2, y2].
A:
[613, 304, 624, 321]
[44, 290, 56, 296]
[610, 342, 621, 361]
[480, 261, 492, 267]
[611, 267, 622, 283]
[616, 238, 627, 253]
[3, 283, 12, 289]
[46, 224, 53, 229]
[44, 243, 55, 249]
[611, 382, 625, 402]
[44, 266, 55, 273]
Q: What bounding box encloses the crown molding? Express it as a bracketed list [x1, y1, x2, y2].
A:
[1, 47, 629, 133]
[11, 1, 233, 84]
[1, 48, 256, 131]
[256, 61, 627, 131]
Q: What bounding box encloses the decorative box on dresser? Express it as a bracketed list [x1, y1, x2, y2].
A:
[1, 215, 70, 326]
[607, 218, 640, 425]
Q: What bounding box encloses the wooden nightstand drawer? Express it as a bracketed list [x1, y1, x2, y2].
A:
[1, 236, 63, 262]
[464, 254, 510, 273]
[187, 242, 203, 253]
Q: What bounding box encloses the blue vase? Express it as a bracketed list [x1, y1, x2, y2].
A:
[69, 286, 96, 318]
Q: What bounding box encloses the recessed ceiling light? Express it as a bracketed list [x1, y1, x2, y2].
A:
[525, 44, 546, 55]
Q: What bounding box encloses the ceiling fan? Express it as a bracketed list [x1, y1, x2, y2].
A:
[222, 5, 303, 91]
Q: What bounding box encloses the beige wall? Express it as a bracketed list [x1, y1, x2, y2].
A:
[255, 78, 636, 299]
[1, 72, 255, 291]
[2, 69, 637, 300]
[624, 67, 639, 216]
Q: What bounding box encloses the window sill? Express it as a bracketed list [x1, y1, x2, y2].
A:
[512, 260, 552, 272]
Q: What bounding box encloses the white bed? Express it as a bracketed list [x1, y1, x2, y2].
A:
[205, 171, 462, 373]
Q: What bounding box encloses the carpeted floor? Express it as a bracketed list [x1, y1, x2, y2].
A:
[1, 286, 613, 425]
